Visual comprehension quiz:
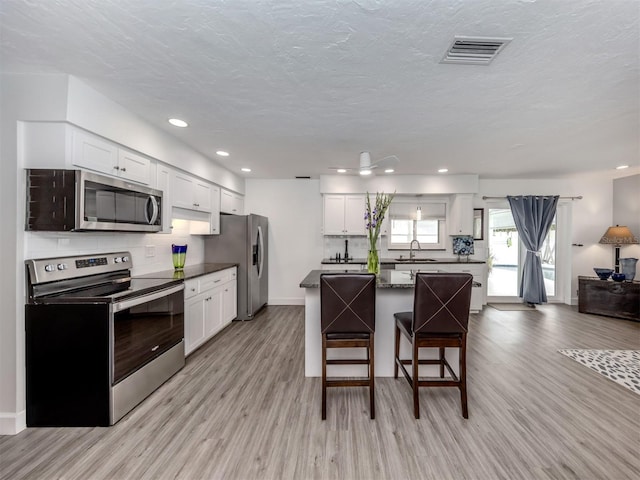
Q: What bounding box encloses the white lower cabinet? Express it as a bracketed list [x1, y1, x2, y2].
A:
[185, 292, 207, 354]
[184, 267, 237, 356]
[444, 264, 485, 312]
[222, 280, 237, 324]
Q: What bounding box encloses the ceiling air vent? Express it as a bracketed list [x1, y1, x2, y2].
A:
[441, 36, 512, 65]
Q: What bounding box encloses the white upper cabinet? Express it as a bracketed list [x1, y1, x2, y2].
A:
[71, 128, 152, 185]
[210, 185, 221, 235]
[156, 163, 173, 233]
[194, 180, 213, 212]
[448, 194, 474, 236]
[172, 170, 212, 213]
[117, 149, 153, 185]
[71, 129, 118, 174]
[323, 194, 366, 235]
[22, 123, 153, 185]
[171, 169, 221, 234]
[220, 188, 244, 215]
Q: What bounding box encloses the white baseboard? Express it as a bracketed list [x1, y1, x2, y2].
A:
[268, 298, 305, 306]
[0, 410, 26, 435]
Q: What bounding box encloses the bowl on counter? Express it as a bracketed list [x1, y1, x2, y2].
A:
[611, 272, 626, 282]
[593, 268, 613, 280]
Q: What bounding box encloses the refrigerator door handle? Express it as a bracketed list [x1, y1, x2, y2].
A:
[257, 225, 264, 279]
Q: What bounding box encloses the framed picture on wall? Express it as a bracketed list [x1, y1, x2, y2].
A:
[473, 208, 484, 240]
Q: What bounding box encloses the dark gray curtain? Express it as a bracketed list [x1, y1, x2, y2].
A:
[507, 195, 559, 305]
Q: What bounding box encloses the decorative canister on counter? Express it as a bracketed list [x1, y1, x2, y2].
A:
[619, 258, 637, 281]
[171, 244, 187, 270]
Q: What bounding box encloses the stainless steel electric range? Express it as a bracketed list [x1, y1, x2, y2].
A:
[25, 252, 185, 427]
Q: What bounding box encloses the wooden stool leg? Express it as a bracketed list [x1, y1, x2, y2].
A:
[439, 347, 445, 378]
[369, 333, 375, 419]
[394, 324, 400, 379]
[413, 338, 420, 419]
[322, 334, 327, 420]
[460, 335, 468, 419]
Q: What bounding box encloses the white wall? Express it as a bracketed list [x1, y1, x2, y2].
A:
[613, 174, 640, 263]
[0, 74, 70, 434]
[244, 179, 323, 305]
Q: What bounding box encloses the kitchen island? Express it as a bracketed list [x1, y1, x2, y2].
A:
[300, 269, 468, 378]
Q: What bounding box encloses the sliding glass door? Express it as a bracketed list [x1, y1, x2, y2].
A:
[487, 205, 561, 302]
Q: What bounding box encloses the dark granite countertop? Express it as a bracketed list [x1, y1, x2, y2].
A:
[301, 269, 419, 288]
[321, 257, 485, 265]
[301, 269, 482, 289]
[134, 263, 238, 281]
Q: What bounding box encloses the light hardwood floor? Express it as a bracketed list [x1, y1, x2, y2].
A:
[1, 304, 639, 480]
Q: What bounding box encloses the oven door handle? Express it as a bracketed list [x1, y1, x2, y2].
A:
[113, 284, 184, 312]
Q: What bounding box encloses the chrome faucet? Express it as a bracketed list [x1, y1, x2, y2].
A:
[409, 239, 422, 260]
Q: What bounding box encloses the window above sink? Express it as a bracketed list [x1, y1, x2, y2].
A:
[388, 197, 447, 250]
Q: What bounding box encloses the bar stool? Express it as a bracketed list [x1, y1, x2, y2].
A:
[394, 272, 472, 419]
[320, 273, 376, 420]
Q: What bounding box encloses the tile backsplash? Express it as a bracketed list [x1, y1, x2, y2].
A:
[323, 235, 485, 261]
[24, 219, 205, 276]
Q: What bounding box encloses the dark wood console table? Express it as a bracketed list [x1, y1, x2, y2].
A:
[578, 276, 639, 321]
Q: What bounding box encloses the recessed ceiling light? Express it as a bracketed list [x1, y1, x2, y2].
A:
[438, 168, 449, 173]
[241, 168, 251, 172]
[168, 118, 188, 128]
[616, 165, 629, 170]
[384, 168, 394, 173]
[360, 169, 372, 176]
[337, 169, 347, 173]
[216, 150, 229, 157]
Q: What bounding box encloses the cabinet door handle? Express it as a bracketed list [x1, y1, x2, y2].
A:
[120, 167, 126, 172]
[191, 287, 196, 292]
[113, 166, 120, 170]
[214, 279, 221, 283]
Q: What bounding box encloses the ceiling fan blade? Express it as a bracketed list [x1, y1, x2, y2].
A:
[372, 155, 399, 168]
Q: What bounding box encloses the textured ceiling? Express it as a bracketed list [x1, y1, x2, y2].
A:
[1, 0, 639, 179]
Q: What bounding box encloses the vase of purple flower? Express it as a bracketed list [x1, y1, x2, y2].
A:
[365, 191, 394, 274]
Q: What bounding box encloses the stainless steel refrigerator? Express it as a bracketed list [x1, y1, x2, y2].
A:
[204, 214, 268, 320]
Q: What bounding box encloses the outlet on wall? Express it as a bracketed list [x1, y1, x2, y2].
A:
[145, 245, 156, 257]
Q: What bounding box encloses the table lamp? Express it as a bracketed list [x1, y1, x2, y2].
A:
[599, 225, 639, 272]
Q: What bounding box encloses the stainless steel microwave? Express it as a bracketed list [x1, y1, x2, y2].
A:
[26, 169, 163, 232]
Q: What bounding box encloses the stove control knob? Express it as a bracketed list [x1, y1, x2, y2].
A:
[44, 264, 55, 273]
[114, 257, 121, 263]
[122, 256, 130, 263]
[57, 263, 67, 271]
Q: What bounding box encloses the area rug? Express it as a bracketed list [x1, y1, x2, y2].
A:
[488, 303, 538, 311]
[558, 349, 640, 395]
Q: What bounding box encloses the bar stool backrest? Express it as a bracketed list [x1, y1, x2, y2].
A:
[320, 274, 376, 334]
[412, 273, 472, 334]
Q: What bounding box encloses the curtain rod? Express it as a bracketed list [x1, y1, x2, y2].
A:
[481, 195, 583, 200]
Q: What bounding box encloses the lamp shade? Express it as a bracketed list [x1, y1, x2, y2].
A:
[599, 225, 639, 245]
